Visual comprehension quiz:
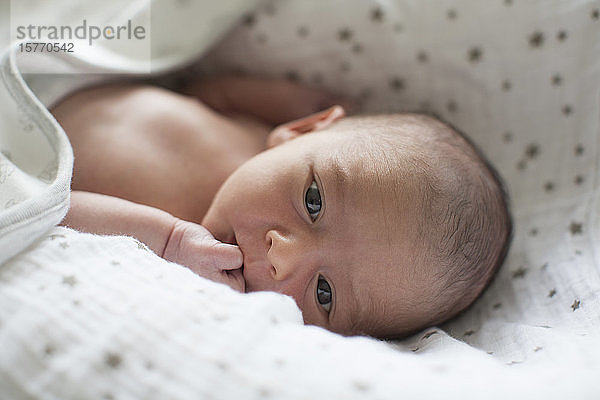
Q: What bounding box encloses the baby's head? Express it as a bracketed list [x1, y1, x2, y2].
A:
[203, 106, 512, 338]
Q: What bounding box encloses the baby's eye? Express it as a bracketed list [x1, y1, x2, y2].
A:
[305, 180, 322, 221]
[316, 275, 332, 313]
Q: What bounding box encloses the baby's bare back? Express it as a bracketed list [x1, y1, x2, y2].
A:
[51, 84, 270, 223]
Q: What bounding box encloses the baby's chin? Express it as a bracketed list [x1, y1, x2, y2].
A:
[201, 205, 233, 244]
[200, 162, 251, 241]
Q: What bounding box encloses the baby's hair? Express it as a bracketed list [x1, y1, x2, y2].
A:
[408, 113, 513, 326]
[330, 113, 513, 336]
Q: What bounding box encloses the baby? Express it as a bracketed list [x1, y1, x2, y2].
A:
[52, 76, 512, 339]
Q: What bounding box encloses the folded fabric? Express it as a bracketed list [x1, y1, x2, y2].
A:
[1, 0, 600, 398]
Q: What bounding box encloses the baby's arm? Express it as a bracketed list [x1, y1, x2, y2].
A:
[63, 191, 245, 291]
[64, 191, 176, 255]
[183, 76, 354, 125]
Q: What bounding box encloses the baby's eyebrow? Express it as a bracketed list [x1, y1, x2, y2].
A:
[347, 287, 360, 332]
[318, 157, 366, 333]
[325, 157, 348, 206]
[318, 158, 363, 333]
[334, 270, 361, 334]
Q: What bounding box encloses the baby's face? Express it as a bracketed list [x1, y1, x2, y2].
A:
[203, 126, 428, 336]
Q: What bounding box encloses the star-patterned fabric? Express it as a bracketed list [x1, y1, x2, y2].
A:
[1, 0, 600, 398]
[195, 0, 600, 364]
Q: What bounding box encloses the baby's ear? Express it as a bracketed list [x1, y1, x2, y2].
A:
[266, 105, 345, 148]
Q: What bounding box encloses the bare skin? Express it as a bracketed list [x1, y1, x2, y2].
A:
[53, 77, 352, 221]
[53, 78, 432, 337]
[52, 77, 355, 297]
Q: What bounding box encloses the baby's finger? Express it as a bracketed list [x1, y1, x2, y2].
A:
[210, 242, 243, 270]
[222, 267, 245, 293]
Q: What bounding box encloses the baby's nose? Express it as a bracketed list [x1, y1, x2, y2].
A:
[265, 229, 316, 282]
[266, 230, 294, 280]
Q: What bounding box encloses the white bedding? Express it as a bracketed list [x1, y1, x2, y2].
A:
[2, 226, 600, 399]
[1, 0, 600, 398]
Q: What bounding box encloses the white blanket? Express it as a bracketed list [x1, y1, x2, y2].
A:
[1, 0, 600, 398]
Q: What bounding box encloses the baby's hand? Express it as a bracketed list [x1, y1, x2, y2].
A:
[162, 220, 245, 292]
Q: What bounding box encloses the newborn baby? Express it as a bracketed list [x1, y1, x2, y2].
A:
[53, 76, 512, 339]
